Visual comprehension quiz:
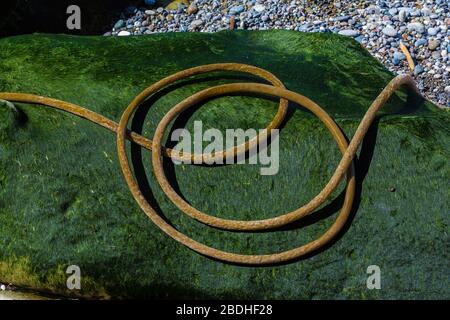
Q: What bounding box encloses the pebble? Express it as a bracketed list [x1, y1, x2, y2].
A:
[114, 19, 124, 30]
[229, 5, 244, 15]
[382, 25, 398, 37]
[422, 8, 431, 16]
[190, 19, 203, 30]
[253, 4, 266, 13]
[407, 22, 425, 34]
[366, 5, 380, 15]
[432, 51, 441, 59]
[398, 9, 407, 22]
[187, 3, 198, 15]
[445, 86, 450, 95]
[117, 30, 131, 36]
[428, 39, 440, 51]
[415, 38, 427, 47]
[389, 8, 398, 15]
[332, 16, 351, 22]
[393, 52, 406, 60]
[414, 64, 424, 75]
[427, 27, 439, 36]
[338, 29, 359, 37]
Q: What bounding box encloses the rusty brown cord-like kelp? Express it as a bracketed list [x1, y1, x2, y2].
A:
[0, 63, 420, 265]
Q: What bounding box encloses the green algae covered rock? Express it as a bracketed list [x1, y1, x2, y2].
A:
[0, 31, 448, 299]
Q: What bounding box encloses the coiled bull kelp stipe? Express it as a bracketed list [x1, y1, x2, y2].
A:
[0, 63, 420, 265]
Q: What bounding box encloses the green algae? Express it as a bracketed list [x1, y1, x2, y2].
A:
[0, 30, 448, 299]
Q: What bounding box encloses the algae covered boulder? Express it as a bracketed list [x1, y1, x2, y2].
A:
[0, 31, 448, 299]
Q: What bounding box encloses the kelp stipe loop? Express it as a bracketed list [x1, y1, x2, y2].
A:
[0, 63, 420, 265]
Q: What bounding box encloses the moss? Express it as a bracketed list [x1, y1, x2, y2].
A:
[0, 31, 448, 299]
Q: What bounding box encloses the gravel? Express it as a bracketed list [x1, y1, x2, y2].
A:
[106, 0, 450, 108]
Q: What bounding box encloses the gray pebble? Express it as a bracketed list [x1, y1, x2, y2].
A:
[444, 86, 450, 95]
[382, 25, 398, 37]
[394, 52, 406, 60]
[338, 29, 359, 37]
[332, 16, 351, 22]
[229, 5, 245, 15]
[114, 19, 125, 30]
[399, 9, 408, 22]
[253, 4, 266, 13]
[415, 38, 427, 47]
[190, 19, 204, 30]
[427, 27, 438, 36]
[414, 65, 424, 75]
[407, 22, 425, 34]
[431, 51, 441, 59]
[389, 8, 398, 15]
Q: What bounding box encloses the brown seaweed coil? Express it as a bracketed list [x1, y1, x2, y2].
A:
[0, 63, 420, 265]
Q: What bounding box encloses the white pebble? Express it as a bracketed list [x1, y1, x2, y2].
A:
[338, 29, 359, 37]
[253, 4, 266, 13]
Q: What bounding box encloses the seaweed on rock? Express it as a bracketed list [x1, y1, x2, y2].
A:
[0, 31, 448, 299]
